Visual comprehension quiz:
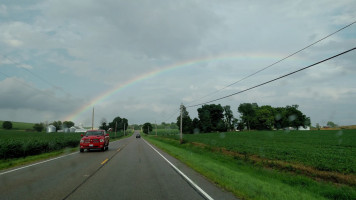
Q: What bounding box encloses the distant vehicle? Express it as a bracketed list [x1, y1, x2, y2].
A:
[80, 130, 109, 152]
[136, 133, 141, 138]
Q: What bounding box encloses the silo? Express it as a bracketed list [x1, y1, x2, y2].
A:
[47, 125, 56, 133]
[69, 126, 76, 133]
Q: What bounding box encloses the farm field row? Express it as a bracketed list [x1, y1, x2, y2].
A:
[158, 130, 356, 174]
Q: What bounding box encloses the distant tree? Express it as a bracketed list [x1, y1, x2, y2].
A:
[316, 123, 321, 130]
[197, 104, 226, 133]
[50, 121, 62, 131]
[223, 105, 234, 131]
[122, 118, 129, 131]
[108, 116, 128, 132]
[327, 121, 338, 128]
[274, 107, 288, 129]
[255, 105, 274, 130]
[99, 118, 109, 131]
[285, 105, 309, 129]
[63, 121, 74, 128]
[170, 122, 178, 129]
[192, 118, 200, 133]
[238, 103, 258, 131]
[2, 121, 13, 130]
[177, 105, 193, 134]
[142, 123, 153, 134]
[33, 123, 44, 132]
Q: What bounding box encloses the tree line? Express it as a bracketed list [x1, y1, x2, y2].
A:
[99, 116, 128, 132]
[177, 103, 311, 134]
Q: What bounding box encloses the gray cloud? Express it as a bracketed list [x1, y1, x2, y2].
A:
[0, 0, 355, 126]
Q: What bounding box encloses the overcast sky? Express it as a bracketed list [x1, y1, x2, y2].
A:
[0, 0, 355, 127]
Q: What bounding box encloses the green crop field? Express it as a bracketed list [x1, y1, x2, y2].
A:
[154, 130, 356, 174]
[0, 131, 81, 159]
[0, 130, 130, 160]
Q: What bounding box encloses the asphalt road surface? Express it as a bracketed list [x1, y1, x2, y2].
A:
[0, 131, 237, 200]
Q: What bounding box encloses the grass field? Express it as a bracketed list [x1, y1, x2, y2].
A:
[0, 121, 35, 130]
[145, 131, 356, 200]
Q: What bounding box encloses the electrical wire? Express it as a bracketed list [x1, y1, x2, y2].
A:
[187, 20, 356, 105]
[0, 68, 72, 104]
[0, 55, 73, 97]
[187, 47, 356, 108]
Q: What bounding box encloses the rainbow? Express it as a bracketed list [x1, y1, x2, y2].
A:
[64, 52, 289, 122]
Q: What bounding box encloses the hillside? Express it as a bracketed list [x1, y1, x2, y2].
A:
[0, 121, 35, 131]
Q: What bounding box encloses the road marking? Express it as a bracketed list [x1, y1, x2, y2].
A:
[0, 152, 78, 176]
[117, 148, 121, 152]
[143, 139, 214, 200]
[101, 158, 109, 165]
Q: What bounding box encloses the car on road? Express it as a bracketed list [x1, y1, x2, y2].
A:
[80, 130, 109, 152]
[136, 133, 141, 138]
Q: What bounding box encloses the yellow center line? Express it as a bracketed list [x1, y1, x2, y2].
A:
[117, 148, 121, 152]
[101, 158, 109, 165]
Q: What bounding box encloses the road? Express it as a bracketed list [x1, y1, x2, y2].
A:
[0, 131, 237, 200]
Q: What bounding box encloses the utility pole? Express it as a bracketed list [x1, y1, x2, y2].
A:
[155, 120, 157, 136]
[180, 104, 183, 144]
[115, 121, 117, 138]
[124, 123, 126, 136]
[92, 107, 94, 130]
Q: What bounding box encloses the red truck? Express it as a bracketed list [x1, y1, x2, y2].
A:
[80, 130, 110, 152]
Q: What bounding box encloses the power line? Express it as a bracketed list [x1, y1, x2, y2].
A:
[161, 109, 180, 122]
[0, 69, 72, 104]
[187, 20, 356, 105]
[0, 55, 72, 97]
[187, 47, 356, 108]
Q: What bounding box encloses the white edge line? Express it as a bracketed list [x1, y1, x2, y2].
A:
[0, 152, 78, 176]
[143, 139, 214, 200]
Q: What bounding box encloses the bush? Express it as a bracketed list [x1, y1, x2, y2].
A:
[2, 121, 13, 130]
[33, 123, 44, 132]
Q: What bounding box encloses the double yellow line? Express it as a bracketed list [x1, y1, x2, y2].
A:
[100, 147, 121, 165]
[101, 158, 109, 165]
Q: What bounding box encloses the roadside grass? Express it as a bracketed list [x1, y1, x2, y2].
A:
[0, 147, 78, 171]
[145, 136, 356, 200]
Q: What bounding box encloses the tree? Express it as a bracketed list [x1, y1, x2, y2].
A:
[33, 123, 44, 132]
[177, 105, 193, 134]
[223, 105, 234, 131]
[142, 123, 153, 134]
[238, 103, 258, 131]
[50, 121, 62, 131]
[316, 123, 320, 130]
[63, 121, 74, 128]
[108, 116, 128, 132]
[274, 107, 287, 129]
[327, 121, 338, 128]
[2, 121, 13, 130]
[197, 104, 226, 133]
[122, 118, 128, 131]
[255, 105, 274, 130]
[284, 105, 309, 129]
[192, 118, 200, 133]
[99, 118, 109, 131]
